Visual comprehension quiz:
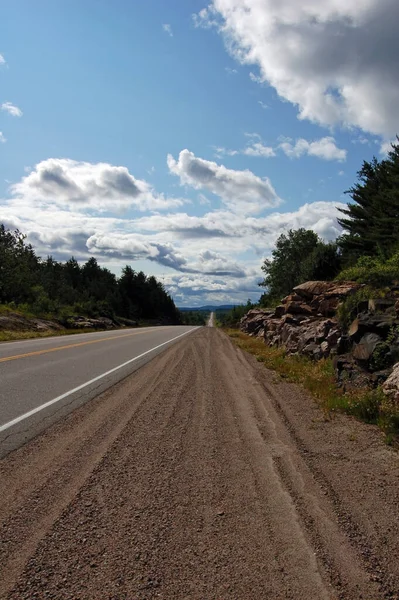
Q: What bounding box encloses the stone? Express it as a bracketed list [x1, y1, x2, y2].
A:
[273, 305, 286, 318]
[320, 341, 330, 355]
[353, 333, 382, 361]
[383, 362, 399, 404]
[318, 297, 341, 317]
[326, 327, 341, 348]
[293, 280, 361, 300]
[368, 298, 395, 313]
[285, 301, 314, 316]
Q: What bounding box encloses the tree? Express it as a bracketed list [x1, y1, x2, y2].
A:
[300, 241, 342, 282]
[0, 224, 181, 324]
[259, 229, 319, 300]
[338, 139, 399, 261]
[0, 225, 39, 303]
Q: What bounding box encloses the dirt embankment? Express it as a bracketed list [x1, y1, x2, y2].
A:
[1, 328, 398, 599]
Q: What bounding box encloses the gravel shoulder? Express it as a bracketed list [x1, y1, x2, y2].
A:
[1, 327, 398, 599]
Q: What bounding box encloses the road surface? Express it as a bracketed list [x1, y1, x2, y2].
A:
[0, 325, 198, 457]
[1, 328, 398, 599]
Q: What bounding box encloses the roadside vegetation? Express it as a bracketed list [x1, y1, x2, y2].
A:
[179, 310, 209, 326]
[0, 225, 181, 339]
[258, 139, 399, 314]
[225, 329, 399, 445]
[217, 141, 399, 445]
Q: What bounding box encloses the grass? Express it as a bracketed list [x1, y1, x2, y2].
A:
[225, 329, 399, 445]
[0, 328, 98, 342]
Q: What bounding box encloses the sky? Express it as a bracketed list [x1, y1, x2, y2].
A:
[1, 0, 398, 307]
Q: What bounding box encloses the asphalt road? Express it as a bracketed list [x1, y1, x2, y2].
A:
[0, 325, 198, 457]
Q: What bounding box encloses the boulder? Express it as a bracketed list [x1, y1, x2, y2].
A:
[273, 305, 286, 318]
[293, 280, 361, 300]
[284, 301, 314, 316]
[353, 333, 382, 361]
[293, 281, 334, 299]
[383, 362, 399, 404]
[281, 293, 303, 304]
[368, 298, 395, 313]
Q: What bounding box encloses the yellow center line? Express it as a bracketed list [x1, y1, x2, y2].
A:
[0, 329, 164, 364]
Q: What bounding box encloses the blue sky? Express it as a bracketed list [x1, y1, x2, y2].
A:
[1, 0, 398, 306]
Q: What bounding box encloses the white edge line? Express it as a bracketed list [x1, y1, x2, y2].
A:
[0, 327, 200, 434]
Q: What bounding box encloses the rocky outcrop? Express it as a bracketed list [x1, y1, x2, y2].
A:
[0, 313, 63, 333]
[63, 316, 118, 330]
[240, 280, 399, 389]
[0, 312, 121, 333]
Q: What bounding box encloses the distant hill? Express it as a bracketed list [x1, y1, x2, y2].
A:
[178, 305, 235, 312]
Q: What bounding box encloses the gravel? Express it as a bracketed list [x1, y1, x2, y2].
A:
[1, 327, 398, 599]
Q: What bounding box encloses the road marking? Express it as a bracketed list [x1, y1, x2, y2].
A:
[0, 327, 200, 433]
[0, 329, 164, 363]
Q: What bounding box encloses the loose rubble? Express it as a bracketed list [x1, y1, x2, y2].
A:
[240, 280, 399, 391]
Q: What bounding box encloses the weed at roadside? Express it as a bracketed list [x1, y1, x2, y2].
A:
[224, 329, 399, 445]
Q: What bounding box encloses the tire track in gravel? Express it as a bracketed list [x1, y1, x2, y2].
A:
[1, 328, 398, 599]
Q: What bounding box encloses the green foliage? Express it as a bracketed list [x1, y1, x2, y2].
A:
[260, 229, 319, 300]
[347, 388, 384, 424]
[0, 224, 181, 325]
[336, 252, 399, 287]
[216, 300, 254, 327]
[336, 286, 377, 329]
[300, 241, 342, 282]
[259, 229, 341, 302]
[369, 343, 391, 372]
[179, 310, 208, 326]
[338, 139, 399, 261]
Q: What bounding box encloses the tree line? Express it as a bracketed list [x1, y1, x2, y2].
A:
[260, 139, 399, 304]
[0, 225, 181, 324]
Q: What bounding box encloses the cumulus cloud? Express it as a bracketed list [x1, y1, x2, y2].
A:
[195, 0, 399, 138]
[279, 137, 347, 161]
[86, 233, 246, 276]
[216, 134, 341, 161]
[0, 54, 5, 65]
[162, 23, 173, 37]
[11, 158, 185, 212]
[0, 132, 6, 143]
[1, 102, 23, 117]
[243, 142, 275, 157]
[134, 201, 344, 246]
[168, 149, 281, 213]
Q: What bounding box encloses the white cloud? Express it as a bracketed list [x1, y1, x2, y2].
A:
[12, 158, 185, 212]
[213, 146, 239, 158]
[167, 149, 281, 213]
[225, 66, 238, 75]
[243, 142, 275, 157]
[1, 102, 22, 117]
[215, 133, 275, 159]
[195, 0, 399, 138]
[0, 132, 6, 143]
[279, 137, 347, 161]
[0, 54, 6, 65]
[380, 139, 396, 155]
[249, 72, 263, 84]
[258, 101, 268, 110]
[162, 23, 173, 37]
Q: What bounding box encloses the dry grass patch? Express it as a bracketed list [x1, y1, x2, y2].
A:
[0, 328, 96, 342]
[225, 329, 399, 445]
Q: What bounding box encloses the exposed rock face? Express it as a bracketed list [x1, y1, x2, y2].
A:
[240, 280, 399, 389]
[383, 363, 399, 404]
